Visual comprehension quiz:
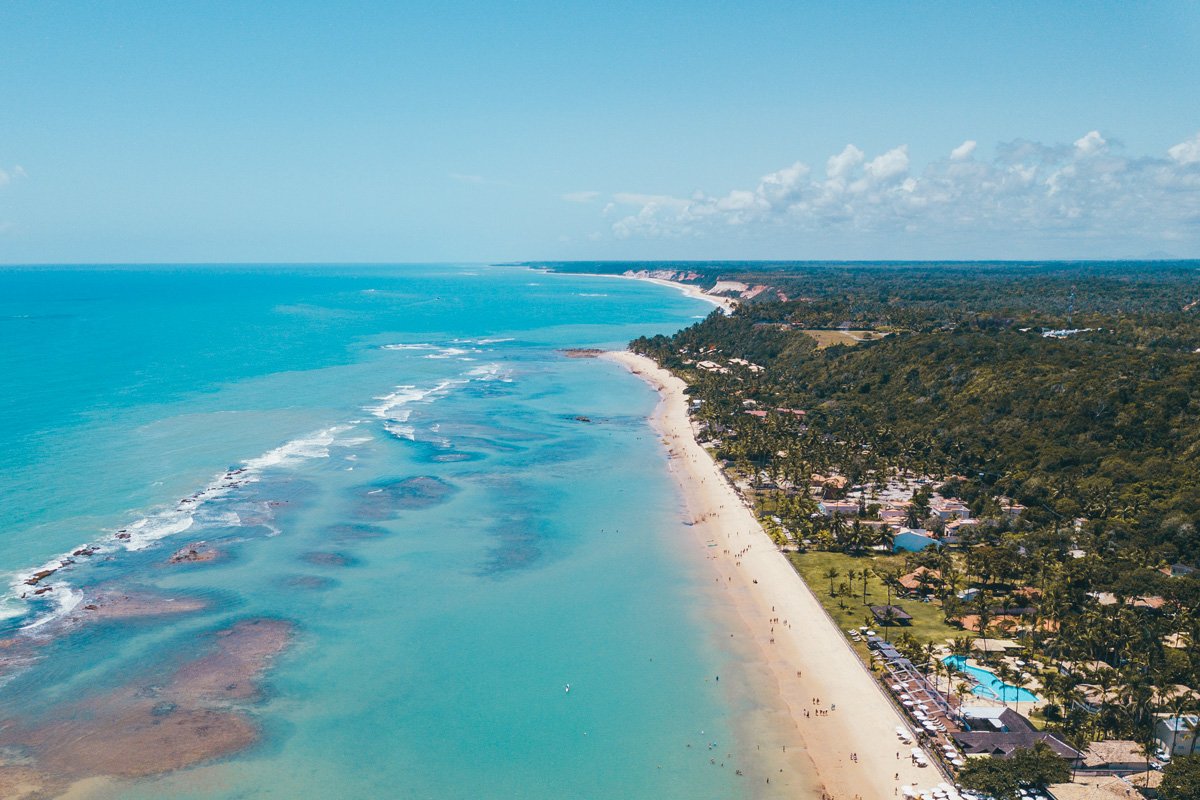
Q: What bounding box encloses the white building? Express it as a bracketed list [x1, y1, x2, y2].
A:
[1156, 715, 1200, 757]
[818, 500, 860, 517]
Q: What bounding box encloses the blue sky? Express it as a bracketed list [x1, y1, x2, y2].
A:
[1, 1, 1198, 262]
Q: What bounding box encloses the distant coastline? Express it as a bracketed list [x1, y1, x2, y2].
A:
[527, 263, 736, 315]
[607, 272, 737, 316]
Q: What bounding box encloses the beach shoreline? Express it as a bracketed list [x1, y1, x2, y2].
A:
[623, 275, 736, 315]
[532, 266, 736, 315]
[604, 349, 938, 800]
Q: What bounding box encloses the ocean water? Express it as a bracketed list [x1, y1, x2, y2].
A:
[0, 265, 749, 798]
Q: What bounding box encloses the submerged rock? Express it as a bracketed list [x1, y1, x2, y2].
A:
[300, 551, 354, 568]
[281, 574, 336, 591]
[323, 523, 389, 542]
[167, 542, 221, 565]
[352, 475, 457, 519]
[0, 617, 295, 791]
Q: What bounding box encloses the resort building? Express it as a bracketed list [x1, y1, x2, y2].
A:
[817, 500, 860, 517]
[1079, 740, 1150, 775]
[999, 501, 1026, 518]
[929, 500, 971, 520]
[1155, 714, 1200, 757]
[951, 707, 1080, 763]
[893, 529, 939, 552]
[898, 567, 940, 594]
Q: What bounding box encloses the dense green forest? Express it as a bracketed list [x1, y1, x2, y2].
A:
[534, 260, 1200, 350]
[546, 261, 1200, 748]
[634, 313, 1200, 560]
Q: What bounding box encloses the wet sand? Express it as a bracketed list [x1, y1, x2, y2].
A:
[604, 351, 937, 800]
[0, 618, 293, 799]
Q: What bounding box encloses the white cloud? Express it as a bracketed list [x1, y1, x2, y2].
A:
[950, 140, 977, 161]
[1169, 132, 1200, 165]
[863, 145, 909, 181]
[826, 144, 864, 180]
[562, 190, 600, 203]
[0, 165, 27, 187]
[600, 130, 1200, 251]
[1073, 130, 1107, 155]
[758, 161, 809, 204]
[613, 192, 690, 209]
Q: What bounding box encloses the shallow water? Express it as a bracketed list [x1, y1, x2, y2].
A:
[0, 265, 749, 798]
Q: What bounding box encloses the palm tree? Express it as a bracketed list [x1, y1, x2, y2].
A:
[824, 567, 840, 597]
[922, 642, 939, 679]
[1163, 695, 1193, 758]
[880, 567, 904, 610]
[973, 590, 993, 660]
[861, 567, 874, 606]
[1011, 668, 1036, 717]
[829, 513, 846, 542]
[880, 606, 901, 643]
[995, 661, 1018, 708]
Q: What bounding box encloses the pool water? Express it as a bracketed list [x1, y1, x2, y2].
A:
[943, 655, 1039, 704]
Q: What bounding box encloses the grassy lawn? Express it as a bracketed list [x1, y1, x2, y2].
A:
[787, 550, 963, 654]
[800, 329, 889, 348]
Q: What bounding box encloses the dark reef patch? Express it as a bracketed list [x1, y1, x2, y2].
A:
[476, 517, 547, 577]
[351, 476, 457, 519]
[280, 575, 337, 592]
[323, 522, 389, 542]
[300, 551, 355, 568]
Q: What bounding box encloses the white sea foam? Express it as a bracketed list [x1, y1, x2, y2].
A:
[3, 425, 361, 632]
[119, 425, 349, 552]
[383, 342, 482, 359]
[384, 423, 416, 440]
[241, 426, 346, 472]
[453, 336, 515, 345]
[203, 510, 243, 528]
[466, 363, 514, 382]
[368, 383, 458, 419]
[423, 347, 470, 359]
[122, 514, 196, 551]
[20, 585, 83, 632]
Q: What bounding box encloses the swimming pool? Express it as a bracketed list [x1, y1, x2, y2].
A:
[943, 655, 1039, 704]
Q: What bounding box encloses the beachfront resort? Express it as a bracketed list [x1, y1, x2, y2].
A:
[624, 282, 1200, 800]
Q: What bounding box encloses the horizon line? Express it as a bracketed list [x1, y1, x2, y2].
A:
[2, 258, 1199, 268]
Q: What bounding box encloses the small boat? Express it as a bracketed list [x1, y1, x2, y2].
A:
[564, 684, 571, 693]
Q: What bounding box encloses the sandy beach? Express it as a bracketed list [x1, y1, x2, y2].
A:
[605, 350, 940, 800]
[574, 271, 737, 315]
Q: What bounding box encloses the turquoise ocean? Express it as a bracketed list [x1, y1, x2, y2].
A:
[0, 264, 754, 798]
